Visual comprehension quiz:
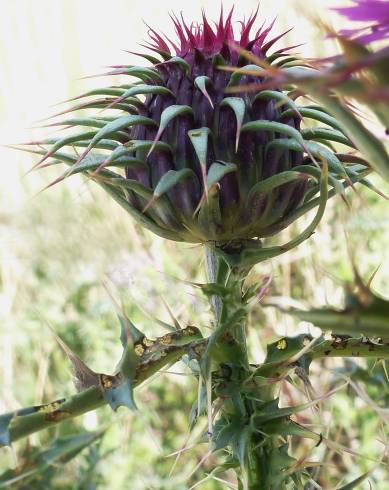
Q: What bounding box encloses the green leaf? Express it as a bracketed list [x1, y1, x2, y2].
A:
[266, 138, 347, 177]
[153, 168, 197, 198]
[66, 154, 147, 177]
[221, 97, 246, 151]
[247, 170, 311, 203]
[121, 66, 163, 81]
[281, 107, 344, 132]
[36, 131, 98, 165]
[77, 115, 156, 161]
[219, 159, 329, 268]
[46, 117, 113, 129]
[286, 293, 389, 340]
[207, 161, 237, 188]
[50, 98, 140, 118]
[255, 90, 300, 116]
[0, 431, 102, 487]
[97, 66, 162, 82]
[242, 119, 308, 156]
[164, 56, 190, 74]
[228, 64, 265, 86]
[337, 470, 374, 490]
[104, 176, 153, 200]
[188, 127, 211, 191]
[118, 84, 173, 103]
[301, 127, 355, 147]
[197, 186, 222, 240]
[125, 139, 171, 153]
[68, 87, 127, 101]
[100, 182, 188, 242]
[188, 127, 210, 171]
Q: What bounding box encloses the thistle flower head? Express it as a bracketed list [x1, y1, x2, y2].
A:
[20, 8, 365, 247]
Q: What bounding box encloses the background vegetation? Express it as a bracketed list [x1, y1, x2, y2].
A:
[1, 0, 388, 488]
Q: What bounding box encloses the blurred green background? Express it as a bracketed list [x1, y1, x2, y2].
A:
[0, 0, 388, 488]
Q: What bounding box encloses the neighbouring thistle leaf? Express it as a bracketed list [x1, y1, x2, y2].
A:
[285, 275, 389, 340]
[0, 431, 103, 487]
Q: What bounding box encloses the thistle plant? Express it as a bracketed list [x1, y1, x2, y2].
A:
[2, 7, 389, 489]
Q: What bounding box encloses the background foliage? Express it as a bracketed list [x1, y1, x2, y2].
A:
[1, 0, 388, 488]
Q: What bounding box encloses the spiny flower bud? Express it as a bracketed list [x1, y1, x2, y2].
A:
[21, 8, 367, 245]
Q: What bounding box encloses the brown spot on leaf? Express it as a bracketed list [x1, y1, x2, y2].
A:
[159, 334, 172, 345]
[134, 344, 145, 356]
[99, 373, 116, 390]
[142, 338, 155, 347]
[277, 338, 288, 350]
[45, 410, 71, 422]
[37, 398, 66, 413]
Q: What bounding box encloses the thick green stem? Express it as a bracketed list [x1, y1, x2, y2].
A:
[204, 245, 279, 489]
[311, 337, 389, 360]
[7, 387, 104, 444]
[1, 338, 204, 446]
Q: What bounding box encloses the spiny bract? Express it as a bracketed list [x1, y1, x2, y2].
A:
[22, 8, 369, 244]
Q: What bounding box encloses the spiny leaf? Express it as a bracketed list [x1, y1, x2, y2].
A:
[194, 76, 214, 108]
[47, 97, 140, 119]
[60, 154, 146, 181]
[148, 105, 193, 156]
[100, 182, 187, 242]
[104, 176, 153, 200]
[220, 97, 246, 151]
[247, 171, 311, 203]
[64, 87, 127, 103]
[207, 161, 237, 189]
[34, 131, 98, 167]
[162, 56, 190, 74]
[242, 120, 310, 158]
[153, 169, 197, 198]
[83, 66, 163, 82]
[293, 164, 344, 195]
[255, 90, 301, 117]
[42, 117, 113, 130]
[310, 92, 389, 184]
[219, 159, 328, 268]
[228, 64, 265, 86]
[266, 138, 347, 178]
[125, 139, 172, 153]
[0, 431, 103, 486]
[76, 115, 156, 164]
[125, 50, 162, 65]
[301, 127, 355, 148]
[52, 329, 99, 392]
[281, 107, 344, 132]
[337, 470, 375, 490]
[188, 127, 211, 196]
[108, 84, 174, 110]
[143, 169, 197, 213]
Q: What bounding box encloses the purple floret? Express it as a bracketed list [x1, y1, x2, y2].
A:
[333, 0, 389, 43]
